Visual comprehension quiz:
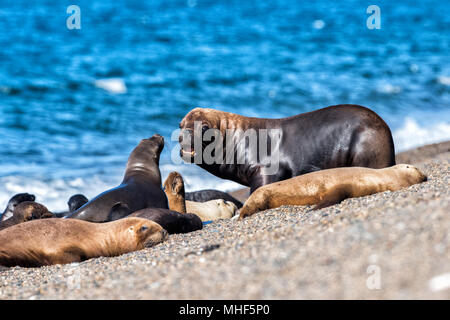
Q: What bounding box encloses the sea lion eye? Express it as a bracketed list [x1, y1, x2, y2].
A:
[202, 125, 209, 134]
[140, 225, 149, 232]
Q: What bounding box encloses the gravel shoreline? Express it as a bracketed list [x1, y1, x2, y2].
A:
[0, 141, 449, 299]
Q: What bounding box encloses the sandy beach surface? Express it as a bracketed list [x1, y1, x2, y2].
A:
[0, 141, 449, 299]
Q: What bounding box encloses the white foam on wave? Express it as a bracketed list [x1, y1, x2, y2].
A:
[393, 117, 450, 152]
[94, 78, 127, 94]
[312, 20, 325, 30]
[0, 175, 117, 213]
[159, 163, 243, 193]
[378, 83, 402, 94]
[437, 76, 450, 86]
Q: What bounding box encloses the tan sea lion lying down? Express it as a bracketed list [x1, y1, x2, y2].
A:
[239, 164, 427, 219]
[0, 217, 168, 268]
[0, 202, 53, 231]
[163, 172, 238, 221]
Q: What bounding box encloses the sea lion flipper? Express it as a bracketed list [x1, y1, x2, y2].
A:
[312, 187, 350, 210]
[108, 203, 131, 221]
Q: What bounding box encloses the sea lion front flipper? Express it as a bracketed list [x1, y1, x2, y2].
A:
[312, 186, 351, 210]
[108, 203, 132, 221]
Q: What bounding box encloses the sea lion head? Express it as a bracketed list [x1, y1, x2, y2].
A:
[121, 217, 168, 249]
[14, 201, 53, 222]
[179, 108, 226, 161]
[2, 193, 36, 221]
[68, 194, 89, 212]
[163, 171, 186, 213]
[163, 171, 185, 196]
[125, 134, 165, 180]
[392, 164, 428, 184]
[215, 199, 238, 217]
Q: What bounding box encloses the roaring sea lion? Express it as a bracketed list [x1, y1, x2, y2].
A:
[179, 105, 396, 193]
[163, 172, 237, 221]
[67, 134, 168, 222]
[239, 164, 427, 218]
[0, 217, 168, 268]
[0, 193, 36, 222]
[130, 208, 202, 234]
[0, 202, 53, 231]
[186, 190, 243, 208]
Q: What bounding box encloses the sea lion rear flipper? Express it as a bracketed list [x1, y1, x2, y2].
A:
[108, 203, 131, 221]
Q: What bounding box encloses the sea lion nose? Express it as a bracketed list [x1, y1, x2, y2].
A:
[152, 134, 163, 143]
[162, 229, 169, 240]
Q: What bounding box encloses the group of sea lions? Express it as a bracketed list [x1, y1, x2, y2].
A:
[0, 104, 427, 268]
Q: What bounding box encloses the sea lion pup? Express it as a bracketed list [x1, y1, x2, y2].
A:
[186, 199, 238, 221]
[0, 193, 36, 222]
[163, 171, 187, 213]
[179, 105, 396, 193]
[0, 202, 53, 231]
[130, 208, 202, 234]
[53, 194, 90, 218]
[0, 217, 168, 268]
[186, 190, 243, 208]
[239, 164, 427, 219]
[163, 172, 238, 221]
[68, 194, 89, 213]
[67, 134, 168, 222]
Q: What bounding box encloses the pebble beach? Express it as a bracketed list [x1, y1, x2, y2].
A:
[0, 141, 449, 300]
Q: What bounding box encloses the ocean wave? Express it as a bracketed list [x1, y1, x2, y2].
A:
[393, 117, 450, 152]
[437, 76, 450, 86]
[0, 175, 116, 213]
[94, 78, 127, 94]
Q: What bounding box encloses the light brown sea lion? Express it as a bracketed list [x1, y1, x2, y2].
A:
[239, 164, 427, 219]
[163, 172, 238, 221]
[0, 202, 53, 231]
[0, 217, 168, 268]
[179, 105, 396, 193]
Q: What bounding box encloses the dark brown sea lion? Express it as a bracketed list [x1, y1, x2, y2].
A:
[239, 164, 427, 218]
[0, 217, 168, 268]
[0, 193, 36, 221]
[53, 194, 90, 218]
[68, 194, 89, 213]
[67, 134, 168, 222]
[130, 208, 202, 234]
[179, 105, 396, 193]
[0, 202, 53, 231]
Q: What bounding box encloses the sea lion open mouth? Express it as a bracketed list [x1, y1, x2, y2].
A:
[180, 148, 196, 157]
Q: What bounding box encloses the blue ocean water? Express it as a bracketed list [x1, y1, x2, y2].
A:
[0, 0, 449, 210]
